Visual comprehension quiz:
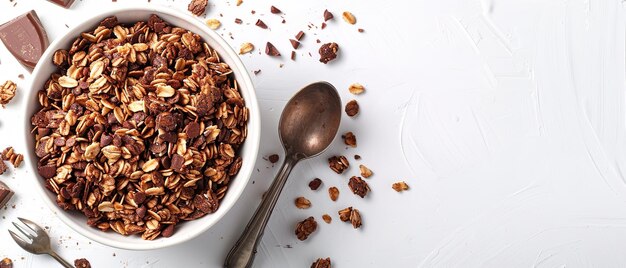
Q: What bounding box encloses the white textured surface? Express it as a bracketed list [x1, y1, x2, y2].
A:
[0, 0, 625, 267]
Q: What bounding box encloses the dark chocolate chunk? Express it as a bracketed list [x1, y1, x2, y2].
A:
[0, 181, 14, 209]
[46, 0, 75, 8]
[291, 51, 296, 61]
[234, 18, 242, 24]
[255, 19, 268, 29]
[171, 154, 184, 171]
[324, 9, 334, 21]
[0, 10, 49, 71]
[268, 154, 279, 163]
[265, 42, 280, 56]
[99, 16, 118, 28]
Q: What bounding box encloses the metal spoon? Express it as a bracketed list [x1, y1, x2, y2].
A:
[224, 81, 342, 268]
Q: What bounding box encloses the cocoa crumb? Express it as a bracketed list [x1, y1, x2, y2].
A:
[345, 100, 359, 117]
[308, 178, 322, 190]
[318, 42, 339, 64]
[323, 9, 334, 21]
[268, 154, 279, 163]
[311, 257, 331, 268]
[74, 258, 91, 268]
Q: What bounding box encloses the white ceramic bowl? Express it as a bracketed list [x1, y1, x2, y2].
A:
[22, 6, 260, 250]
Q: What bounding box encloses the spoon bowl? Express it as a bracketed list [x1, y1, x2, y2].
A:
[280, 81, 342, 159]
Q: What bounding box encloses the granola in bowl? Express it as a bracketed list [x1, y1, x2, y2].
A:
[25, 8, 259, 248]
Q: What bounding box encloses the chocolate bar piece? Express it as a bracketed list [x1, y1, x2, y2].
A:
[0, 10, 49, 71]
[46, 0, 75, 8]
[0, 181, 13, 209]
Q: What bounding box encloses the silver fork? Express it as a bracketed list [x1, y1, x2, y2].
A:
[8, 217, 74, 268]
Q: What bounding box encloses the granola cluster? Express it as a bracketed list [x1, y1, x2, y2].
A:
[0, 80, 17, 108]
[31, 15, 248, 240]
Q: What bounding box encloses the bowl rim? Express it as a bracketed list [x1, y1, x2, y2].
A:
[22, 5, 260, 250]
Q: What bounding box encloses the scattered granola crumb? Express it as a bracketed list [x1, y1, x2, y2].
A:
[74, 258, 91, 268]
[345, 100, 359, 117]
[354, 154, 361, 160]
[328, 155, 349, 174]
[392, 181, 409, 192]
[235, 18, 242, 24]
[2, 147, 23, 168]
[349, 83, 365, 95]
[308, 178, 322, 190]
[359, 164, 373, 178]
[239, 42, 254, 54]
[17, 74, 24, 79]
[0, 80, 17, 108]
[255, 19, 268, 29]
[206, 19, 221, 30]
[270, 6, 282, 14]
[358, 28, 365, 33]
[319, 42, 339, 64]
[348, 176, 370, 198]
[254, 69, 261, 75]
[321, 214, 332, 224]
[311, 257, 331, 268]
[338, 207, 361, 228]
[265, 42, 280, 56]
[268, 154, 279, 163]
[295, 216, 317, 241]
[236, 0, 242, 6]
[342, 131, 356, 147]
[0, 258, 12, 268]
[342, 11, 356, 24]
[187, 0, 208, 16]
[323, 9, 334, 21]
[251, 10, 256, 14]
[295, 196, 311, 209]
[328, 186, 339, 201]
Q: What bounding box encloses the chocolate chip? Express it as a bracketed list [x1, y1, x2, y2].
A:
[38, 164, 57, 179]
[308, 178, 322, 190]
[270, 6, 282, 14]
[99, 16, 118, 28]
[162, 224, 175, 237]
[289, 39, 300, 49]
[184, 121, 201, 139]
[295, 31, 305, 41]
[324, 9, 334, 21]
[265, 42, 280, 56]
[255, 19, 268, 29]
[171, 154, 184, 171]
[268, 154, 279, 163]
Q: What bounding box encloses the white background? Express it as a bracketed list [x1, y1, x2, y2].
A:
[1, 0, 626, 267]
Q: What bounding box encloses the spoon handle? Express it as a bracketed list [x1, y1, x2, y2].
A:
[224, 156, 298, 268]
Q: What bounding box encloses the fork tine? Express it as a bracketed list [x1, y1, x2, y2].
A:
[9, 230, 30, 247]
[12, 221, 34, 240]
[18, 217, 40, 233]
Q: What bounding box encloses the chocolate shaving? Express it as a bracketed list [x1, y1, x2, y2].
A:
[270, 6, 282, 14]
[255, 19, 268, 29]
[295, 31, 305, 41]
[324, 9, 334, 21]
[265, 42, 280, 56]
[289, 39, 300, 49]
